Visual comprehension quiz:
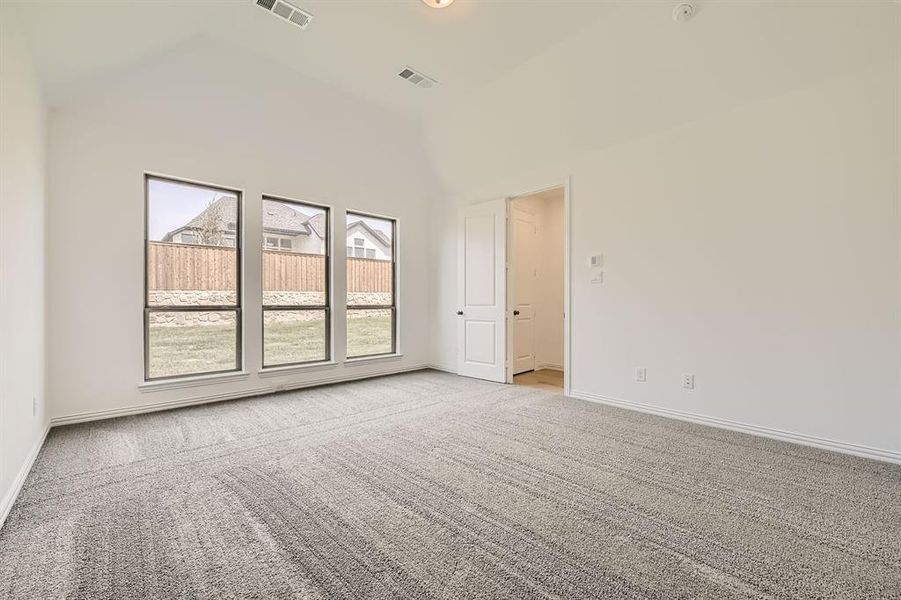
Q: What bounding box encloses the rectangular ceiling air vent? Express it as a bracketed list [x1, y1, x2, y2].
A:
[398, 66, 438, 89]
[255, 0, 314, 30]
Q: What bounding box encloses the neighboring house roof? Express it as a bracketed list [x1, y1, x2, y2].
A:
[306, 212, 326, 239]
[182, 195, 239, 230]
[163, 196, 318, 241]
[347, 220, 391, 248]
[163, 197, 392, 250]
[261, 199, 312, 235]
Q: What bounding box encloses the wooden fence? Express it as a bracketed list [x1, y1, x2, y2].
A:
[263, 249, 326, 292]
[147, 242, 391, 293]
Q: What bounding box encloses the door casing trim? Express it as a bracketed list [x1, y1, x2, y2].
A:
[504, 177, 571, 395]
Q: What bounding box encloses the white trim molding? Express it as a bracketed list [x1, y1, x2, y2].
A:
[138, 371, 251, 393]
[53, 386, 273, 426]
[343, 353, 404, 366]
[570, 389, 901, 465]
[258, 361, 339, 378]
[0, 424, 50, 530]
[54, 364, 430, 427]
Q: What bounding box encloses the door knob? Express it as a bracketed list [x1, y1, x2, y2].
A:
[513, 310, 520, 316]
[456, 310, 464, 315]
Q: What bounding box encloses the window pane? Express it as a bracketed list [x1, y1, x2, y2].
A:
[346, 309, 393, 357]
[262, 199, 327, 307]
[148, 311, 237, 378]
[346, 213, 393, 307]
[263, 310, 327, 366]
[147, 178, 238, 307]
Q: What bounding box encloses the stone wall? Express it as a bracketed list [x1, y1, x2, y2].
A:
[149, 290, 237, 306]
[148, 290, 391, 326]
[347, 292, 391, 307]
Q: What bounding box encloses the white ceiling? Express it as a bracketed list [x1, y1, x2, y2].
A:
[9, 0, 611, 118]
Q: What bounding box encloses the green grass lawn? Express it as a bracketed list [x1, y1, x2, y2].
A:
[148, 322, 236, 378]
[263, 318, 326, 366]
[148, 315, 392, 378]
[345, 314, 393, 359]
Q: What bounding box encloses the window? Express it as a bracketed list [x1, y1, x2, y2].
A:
[262, 197, 329, 367]
[365, 248, 375, 259]
[145, 175, 241, 380]
[354, 237, 364, 246]
[346, 212, 395, 358]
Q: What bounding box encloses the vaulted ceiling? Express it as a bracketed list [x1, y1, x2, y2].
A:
[8, 0, 899, 193]
[9, 0, 610, 117]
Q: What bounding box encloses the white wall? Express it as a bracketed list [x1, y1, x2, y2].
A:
[0, 8, 48, 523]
[46, 39, 440, 420]
[537, 195, 564, 371]
[426, 6, 901, 458]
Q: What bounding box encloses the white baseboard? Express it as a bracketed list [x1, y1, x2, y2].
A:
[0, 423, 51, 530]
[51, 364, 431, 427]
[425, 363, 457, 374]
[569, 389, 901, 465]
[535, 363, 563, 372]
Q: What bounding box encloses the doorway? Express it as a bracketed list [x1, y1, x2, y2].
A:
[455, 180, 569, 393]
[508, 187, 565, 392]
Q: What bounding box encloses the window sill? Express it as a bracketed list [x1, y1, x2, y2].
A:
[344, 353, 404, 365]
[138, 370, 250, 393]
[258, 361, 338, 378]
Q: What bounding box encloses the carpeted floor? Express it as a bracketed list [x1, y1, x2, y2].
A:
[1, 370, 899, 599]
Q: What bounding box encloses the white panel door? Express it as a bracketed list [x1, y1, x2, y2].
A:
[457, 199, 506, 382]
[511, 207, 537, 374]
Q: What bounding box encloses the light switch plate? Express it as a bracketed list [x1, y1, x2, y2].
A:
[589, 254, 604, 269]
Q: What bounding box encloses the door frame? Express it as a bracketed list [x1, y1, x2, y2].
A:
[504, 177, 572, 395]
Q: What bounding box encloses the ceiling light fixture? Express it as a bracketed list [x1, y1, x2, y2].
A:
[672, 3, 695, 23]
[421, 0, 456, 8]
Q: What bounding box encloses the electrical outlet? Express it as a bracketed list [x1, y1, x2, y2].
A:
[635, 367, 647, 382]
[682, 374, 694, 390]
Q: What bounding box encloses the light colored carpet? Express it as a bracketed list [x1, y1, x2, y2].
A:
[1, 370, 899, 599]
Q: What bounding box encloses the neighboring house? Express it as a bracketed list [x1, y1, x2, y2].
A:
[346, 220, 391, 260]
[163, 196, 391, 259]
